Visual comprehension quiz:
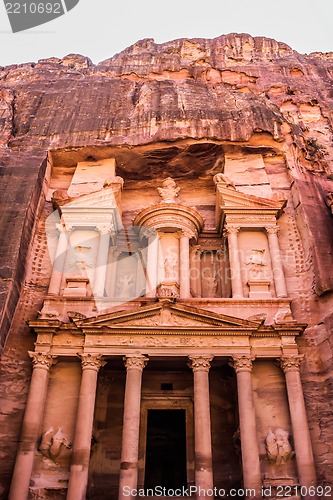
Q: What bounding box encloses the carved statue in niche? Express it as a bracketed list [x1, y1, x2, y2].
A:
[265, 428, 295, 465]
[213, 172, 236, 189]
[245, 248, 266, 278]
[157, 177, 180, 203]
[164, 256, 178, 281]
[39, 428, 72, 463]
[117, 274, 135, 297]
[68, 245, 93, 277]
[205, 274, 218, 297]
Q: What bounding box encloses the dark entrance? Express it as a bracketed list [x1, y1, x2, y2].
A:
[144, 409, 187, 490]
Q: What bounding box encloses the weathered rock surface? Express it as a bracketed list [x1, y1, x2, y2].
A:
[0, 33, 333, 496]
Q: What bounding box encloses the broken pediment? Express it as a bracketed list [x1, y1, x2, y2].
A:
[215, 184, 286, 232]
[216, 184, 286, 211]
[58, 185, 123, 232]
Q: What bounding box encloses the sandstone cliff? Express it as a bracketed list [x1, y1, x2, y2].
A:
[0, 33, 333, 495]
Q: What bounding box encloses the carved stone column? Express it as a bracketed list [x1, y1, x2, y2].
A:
[119, 355, 148, 500]
[48, 223, 68, 295]
[9, 352, 57, 500]
[190, 245, 202, 297]
[188, 355, 214, 497]
[266, 226, 288, 298]
[225, 226, 244, 298]
[145, 229, 159, 297]
[93, 226, 113, 297]
[280, 356, 317, 498]
[231, 356, 262, 499]
[179, 229, 191, 298]
[67, 354, 106, 500]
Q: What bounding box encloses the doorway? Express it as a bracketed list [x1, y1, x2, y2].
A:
[144, 409, 187, 490]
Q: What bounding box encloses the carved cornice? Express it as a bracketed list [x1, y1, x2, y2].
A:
[29, 351, 58, 370]
[188, 355, 214, 372]
[279, 355, 305, 373]
[123, 354, 149, 371]
[230, 355, 255, 373]
[79, 353, 106, 371]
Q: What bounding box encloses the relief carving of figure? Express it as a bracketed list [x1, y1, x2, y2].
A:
[117, 274, 135, 297]
[245, 248, 266, 278]
[265, 428, 295, 465]
[213, 172, 236, 189]
[39, 428, 71, 463]
[68, 245, 93, 277]
[164, 256, 178, 281]
[157, 177, 180, 203]
[205, 275, 218, 297]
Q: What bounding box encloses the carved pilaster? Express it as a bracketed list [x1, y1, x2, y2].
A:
[230, 355, 255, 373]
[29, 351, 58, 370]
[78, 353, 106, 372]
[279, 355, 305, 373]
[188, 355, 214, 372]
[123, 354, 149, 371]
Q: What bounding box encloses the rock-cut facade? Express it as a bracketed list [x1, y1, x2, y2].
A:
[0, 33, 332, 500]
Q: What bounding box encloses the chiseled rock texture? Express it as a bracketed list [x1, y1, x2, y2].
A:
[0, 33, 333, 495]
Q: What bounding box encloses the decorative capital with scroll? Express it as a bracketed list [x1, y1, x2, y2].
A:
[188, 355, 214, 372]
[123, 354, 149, 371]
[29, 351, 58, 370]
[279, 355, 305, 373]
[78, 353, 106, 372]
[230, 355, 255, 373]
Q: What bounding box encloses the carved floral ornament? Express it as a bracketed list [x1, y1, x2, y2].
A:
[279, 355, 305, 373]
[223, 225, 240, 236]
[28, 351, 58, 369]
[123, 354, 149, 371]
[265, 225, 280, 235]
[188, 355, 214, 372]
[78, 353, 106, 371]
[230, 355, 255, 373]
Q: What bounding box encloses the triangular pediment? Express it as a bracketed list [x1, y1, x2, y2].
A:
[76, 301, 261, 331]
[217, 185, 286, 211]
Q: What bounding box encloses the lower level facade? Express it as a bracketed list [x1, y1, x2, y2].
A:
[8, 299, 318, 500]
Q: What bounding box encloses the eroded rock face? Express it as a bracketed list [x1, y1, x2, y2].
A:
[0, 33, 333, 496]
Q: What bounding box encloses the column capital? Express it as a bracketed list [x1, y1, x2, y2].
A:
[78, 353, 106, 372]
[265, 225, 280, 235]
[180, 228, 194, 239]
[230, 355, 255, 373]
[123, 354, 149, 371]
[224, 225, 241, 236]
[29, 351, 58, 370]
[188, 355, 214, 372]
[55, 222, 67, 234]
[142, 226, 157, 240]
[96, 224, 115, 235]
[279, 355, 305, 373]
